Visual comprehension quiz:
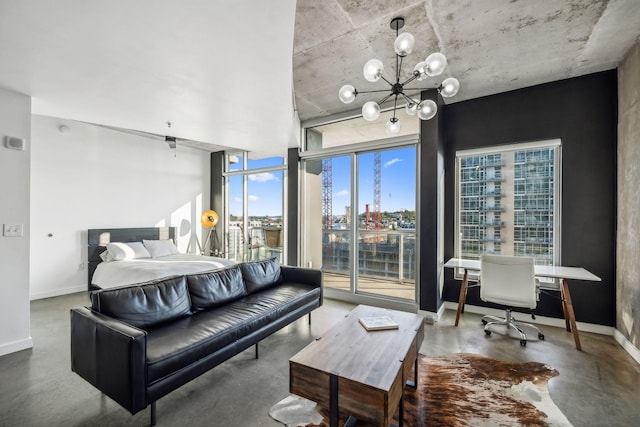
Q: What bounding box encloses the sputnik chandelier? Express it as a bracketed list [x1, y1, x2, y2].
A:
[338, 17, 460, 135]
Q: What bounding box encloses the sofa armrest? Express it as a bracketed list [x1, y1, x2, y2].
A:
[70, 307, 148, 414]
[281, 266, 322, 305]
[280, 265, 322, 287]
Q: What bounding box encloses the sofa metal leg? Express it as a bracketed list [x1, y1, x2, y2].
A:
[308, 312, 311, 326]
[255, 343, 259, 359]
[150, 401, 156, 426]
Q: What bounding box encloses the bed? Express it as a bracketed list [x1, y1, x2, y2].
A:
[87, 227, 235, 290]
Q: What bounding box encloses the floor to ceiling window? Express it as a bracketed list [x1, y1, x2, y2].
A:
[301, 112, 419, 307]
[224, 152, 285, 263]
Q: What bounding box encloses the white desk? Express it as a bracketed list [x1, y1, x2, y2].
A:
[444, 258, 601, 350]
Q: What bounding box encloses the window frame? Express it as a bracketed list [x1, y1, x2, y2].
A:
[454, 139, 562, 275]
[222, 152, 287, 263]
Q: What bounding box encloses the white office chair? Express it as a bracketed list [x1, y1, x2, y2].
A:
[480, 254, 545, 346]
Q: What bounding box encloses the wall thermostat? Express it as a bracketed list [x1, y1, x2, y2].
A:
[4, 136, 26, 151]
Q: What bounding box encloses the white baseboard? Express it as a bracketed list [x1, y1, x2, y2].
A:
[30, 285, 87, 301]
[0, 337, 33, 357]
[613, 329, 640, 365]
[419, 303, 447, 324]
[442, 301, 615, 336]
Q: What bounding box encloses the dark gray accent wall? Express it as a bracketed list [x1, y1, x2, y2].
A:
[419, 90, 445, 312]
[287, 147, 299, 266]
[433, 70, 617, 325]
[210, 152, 225, 253]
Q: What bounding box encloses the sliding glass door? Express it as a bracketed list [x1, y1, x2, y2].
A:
[316, 155, 352, 292]
[302, 140, 418, 305]
[356, 148, 416, 300]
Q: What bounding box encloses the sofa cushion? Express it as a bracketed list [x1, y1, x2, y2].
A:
[91, 276, 192, 329]
[145, 283, 321, 384]
[240, 257, 282, 294]
[187, 265, 246, 310]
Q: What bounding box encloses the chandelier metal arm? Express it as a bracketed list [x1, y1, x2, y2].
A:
[400, 92, 419, 105]
[396, 56, 404, 82]
[355, 88, 397, 95]
[403, 86, 442, 94]
[400, 73, 419, 87]
[379, 74, 394, 86]
[377, 92, 395, 105]
[392, 95, 399, 119]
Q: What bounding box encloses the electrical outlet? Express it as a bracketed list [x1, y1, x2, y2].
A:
[78, 263, 85, 270]
[3, 223, 23, 237]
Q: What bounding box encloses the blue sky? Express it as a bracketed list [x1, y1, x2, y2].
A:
[228, 147, 416, 217]
[332, 146, 417, 217]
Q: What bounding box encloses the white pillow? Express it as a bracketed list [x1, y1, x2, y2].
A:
[105, 242, 151, 261]
[143, 239, 179, 258]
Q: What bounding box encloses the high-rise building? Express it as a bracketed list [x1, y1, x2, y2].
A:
[459, 147, 556, 265]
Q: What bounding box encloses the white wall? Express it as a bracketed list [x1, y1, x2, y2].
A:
[30, 115, 211, 299]
[0, 88, 32, 356]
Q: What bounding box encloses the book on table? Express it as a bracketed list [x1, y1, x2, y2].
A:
[358, 316, 399, 331]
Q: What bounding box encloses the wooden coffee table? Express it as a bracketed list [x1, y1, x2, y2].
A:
[289, 305, 424, 427]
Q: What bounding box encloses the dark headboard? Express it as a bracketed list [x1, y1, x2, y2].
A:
[87, 227, 176, 289]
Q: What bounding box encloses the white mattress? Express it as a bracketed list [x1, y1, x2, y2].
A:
[91, 254, 237, 289]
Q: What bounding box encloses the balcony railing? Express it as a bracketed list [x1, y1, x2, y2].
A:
[322, 229, 416, 284]
[226, 226, 283, 263]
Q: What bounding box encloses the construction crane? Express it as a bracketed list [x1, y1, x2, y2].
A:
[373, 152, 381, 229]
[322, 154, 381, 232]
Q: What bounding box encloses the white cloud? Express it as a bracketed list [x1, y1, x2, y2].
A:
[248, 172, 278, 182]
[384, 158, 402, 168]
[233, 197, 242, 203]
[336, 189, 349, 197]
[248, 195, 259, 201]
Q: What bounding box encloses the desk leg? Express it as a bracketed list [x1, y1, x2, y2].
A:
[454, 268, 469, 326]
[560, 279, 582, 351]
[560, 283, 571, 332]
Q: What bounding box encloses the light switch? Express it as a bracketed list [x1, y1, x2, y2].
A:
[3, 223, 23, 237]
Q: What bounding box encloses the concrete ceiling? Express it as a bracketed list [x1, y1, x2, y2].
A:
[1, 1, 638, 155]
[292, 0, 640, 123]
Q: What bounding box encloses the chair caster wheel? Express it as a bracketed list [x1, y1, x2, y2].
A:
[538, 333, 545, 340]
[484, 330, 491, 336]
[481, 319, 488, 325]
[520, 340, 527, 346]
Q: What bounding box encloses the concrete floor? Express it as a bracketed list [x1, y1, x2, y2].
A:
[1, 292, 639, 426]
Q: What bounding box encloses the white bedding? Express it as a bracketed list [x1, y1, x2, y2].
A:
[91, 254, 237, 289]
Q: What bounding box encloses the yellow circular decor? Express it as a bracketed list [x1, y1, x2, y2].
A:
[201, 210, 219, 228]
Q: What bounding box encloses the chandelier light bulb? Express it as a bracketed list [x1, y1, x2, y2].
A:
[405, 102, 418, 116]
[425, 52, 447, 76]
[386, 118, 402, 135]
[362, 101, 381, 121]
[417, 99, 438, 120]
[394, 32, 415, 57]
[338, 84, 357, 103]
[363, 59, 384, 82]
[413, 61, 427, 80]
[440, 77, 460, 98]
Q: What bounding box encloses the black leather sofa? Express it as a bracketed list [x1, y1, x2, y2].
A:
[70, 258, 322, 425]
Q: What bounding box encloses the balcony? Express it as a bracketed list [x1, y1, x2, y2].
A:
[322, 229, 415, 280]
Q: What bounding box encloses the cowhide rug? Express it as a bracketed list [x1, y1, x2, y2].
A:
[270, 353, 572, 427]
